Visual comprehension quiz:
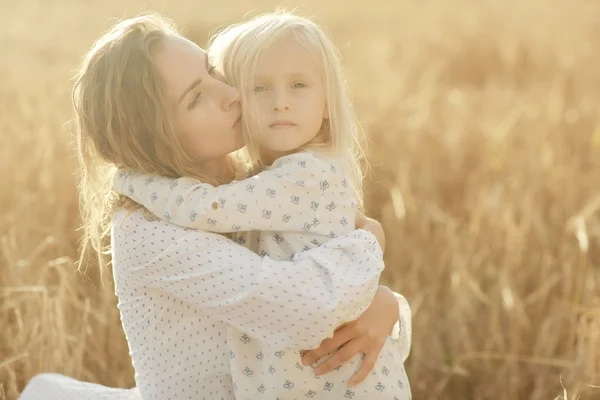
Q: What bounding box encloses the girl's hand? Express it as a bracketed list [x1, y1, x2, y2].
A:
[355, 211, 385, 253]
[300, 285, 400, 387]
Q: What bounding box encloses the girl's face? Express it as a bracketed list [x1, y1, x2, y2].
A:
[156, 35, 244, 163]
[250, 34, 328, 164]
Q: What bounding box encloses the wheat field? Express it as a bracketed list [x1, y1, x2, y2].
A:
[1, 0, 599, 399]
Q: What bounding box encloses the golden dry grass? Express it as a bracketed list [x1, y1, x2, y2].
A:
[1, 0, 599, 399]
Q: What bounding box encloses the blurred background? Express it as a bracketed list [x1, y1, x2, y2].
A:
[1, 0, 599, 399]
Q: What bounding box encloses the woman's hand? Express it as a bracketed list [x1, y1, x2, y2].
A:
[300, 285, 400, 387]
[355, 211, 386, 252]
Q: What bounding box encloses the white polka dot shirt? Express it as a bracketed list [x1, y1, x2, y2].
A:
[113, 151, 412, 399]
[109, 207, 387, 399]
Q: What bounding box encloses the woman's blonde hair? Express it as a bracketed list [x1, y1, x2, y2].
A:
[209, 11, 367, 206]
[72, 14, 222, 275]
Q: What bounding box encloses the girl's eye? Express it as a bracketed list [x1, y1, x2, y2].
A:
[292, 82, 307, 89]
[189, 92, 201, 109]
[254, 86, 266, 93]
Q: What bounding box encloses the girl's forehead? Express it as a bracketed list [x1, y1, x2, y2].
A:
[256, 35, 321, 75]
[261, 34, 313, 57]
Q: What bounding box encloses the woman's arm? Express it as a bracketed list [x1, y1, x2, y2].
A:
[392, 291, 412, 363]
[300, 286, 411, 386]
[355, 214, 412, 360]
[112, 213, 384, 351]
[355, 211, 385, 252]
[113, 152, 346, 233]
[298, 213, 411, 385]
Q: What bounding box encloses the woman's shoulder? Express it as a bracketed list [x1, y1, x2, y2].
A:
[111, 208, 225, 244]
[110, 208, 238, 276]
[111, 207, 163, 234]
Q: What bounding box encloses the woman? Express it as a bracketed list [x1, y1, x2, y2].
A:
[19, 13, 410, 400]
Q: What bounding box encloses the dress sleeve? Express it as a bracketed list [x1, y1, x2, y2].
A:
[113, 219, 385, 351]
[113, 152, 336, 233]
[389, 292, 412, 362]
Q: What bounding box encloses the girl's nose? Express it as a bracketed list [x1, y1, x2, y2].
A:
[272, 90, 290, 111]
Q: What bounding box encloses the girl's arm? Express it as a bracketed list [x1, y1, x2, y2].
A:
[113, 213, 384, 351]
[113, 152, 344, 233]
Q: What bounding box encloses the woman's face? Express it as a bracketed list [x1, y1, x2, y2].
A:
[156, 35, 244, 162]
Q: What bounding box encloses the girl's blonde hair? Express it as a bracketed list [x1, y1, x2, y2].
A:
[209, 11, 367, 206]
[72, 14, 223, 274]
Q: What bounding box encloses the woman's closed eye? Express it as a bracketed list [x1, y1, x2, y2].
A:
[188, 91, 201, 109]
[188, 65, 218, 109]
[253, 85, 266, 93]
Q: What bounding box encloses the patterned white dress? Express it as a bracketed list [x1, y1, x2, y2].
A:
[114, 150, 412, 400]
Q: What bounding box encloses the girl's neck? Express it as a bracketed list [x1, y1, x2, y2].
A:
[259, 148, 299, 166]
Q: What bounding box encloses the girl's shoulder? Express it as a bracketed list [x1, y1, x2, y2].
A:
[264, 151, 350, 193]
[271, 150, 345, 175]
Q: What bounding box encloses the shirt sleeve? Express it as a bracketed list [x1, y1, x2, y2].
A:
[113, 152, 336, 233]
[389, 292, 412, 362]
[113, 219, 384, 351]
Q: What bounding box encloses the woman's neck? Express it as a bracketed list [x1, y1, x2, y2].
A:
[200, 156, 235, 184]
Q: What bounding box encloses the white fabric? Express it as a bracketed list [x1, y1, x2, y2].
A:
[19, 373, 140, 400]
[114, 150, 412, 399]
[19, 151, 413, 400]
[19, 213, 387, 400]
[112, 209, 387, 399]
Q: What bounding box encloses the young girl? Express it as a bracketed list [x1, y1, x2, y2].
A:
[114, 12, 411, 400]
